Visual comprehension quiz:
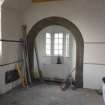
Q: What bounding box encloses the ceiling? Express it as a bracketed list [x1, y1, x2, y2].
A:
[2, 0, 60, 12]
[2, 0, 31, 12]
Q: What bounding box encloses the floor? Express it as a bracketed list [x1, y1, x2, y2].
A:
[0, 84, 104, 105]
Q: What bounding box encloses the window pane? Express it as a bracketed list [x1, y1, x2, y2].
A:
[46, 39, 51, 44]
[54, 33, 59, 38]
[59, 45, 63, 49]
[54, 50, 59, 55]
[66, 33, 70, 57]
[59, 39, 63, 44]
[46, 44, 51, 50]
[46, 33, 51, 38]
[46, 33, 51, 56]
[46, 49, 51, 55]
[54, 44, 59, 49]
[59, 33, 63, 38]
[59, 50, 63, 55]
[54, 39, 59, 44]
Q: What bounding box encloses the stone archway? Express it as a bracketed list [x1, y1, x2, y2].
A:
[27, 16, 84, 88]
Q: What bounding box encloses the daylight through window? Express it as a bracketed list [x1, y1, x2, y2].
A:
[45, 32, 70, 57]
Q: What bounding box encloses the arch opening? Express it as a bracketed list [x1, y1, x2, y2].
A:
[27, 16, 84, 88]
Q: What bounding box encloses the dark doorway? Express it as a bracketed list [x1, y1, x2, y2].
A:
[27, 16, 84, 88]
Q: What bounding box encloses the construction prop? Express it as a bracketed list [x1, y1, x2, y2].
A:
[21, 25, 43, 86]
[16, 63, 28, 88]
[21, 25, 32, 86]
[33, 47, 41, 79]
[34, 41, 43, 80]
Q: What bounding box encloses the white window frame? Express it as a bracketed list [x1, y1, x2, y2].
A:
[53, 32, 63, 56]
[45, 32, 70, 57]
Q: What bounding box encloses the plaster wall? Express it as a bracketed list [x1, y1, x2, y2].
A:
[0, 7, 22, 94]
[35, 25, 75, 79]
[23, 0, 105, 89]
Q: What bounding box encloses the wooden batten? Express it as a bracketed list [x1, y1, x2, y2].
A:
[32, 0, 59, 3]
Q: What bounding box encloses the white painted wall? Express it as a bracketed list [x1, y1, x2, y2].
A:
[1, 7, 22, 64]
[23, 0, 105, 89]
[0, 64, 20, 94]
[35, 25, 75, 79]
[0, 6, 22, 94]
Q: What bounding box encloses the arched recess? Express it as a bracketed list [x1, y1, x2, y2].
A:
[27, 16, 84, 88]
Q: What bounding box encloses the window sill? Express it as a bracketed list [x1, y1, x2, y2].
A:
[43, 55, 72, 58]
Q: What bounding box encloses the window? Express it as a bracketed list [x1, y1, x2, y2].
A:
[54, 33, 63, 56]
[65, 33, 69, 57]
[45, 32, 70, 57]
[45, 33, 51, 56]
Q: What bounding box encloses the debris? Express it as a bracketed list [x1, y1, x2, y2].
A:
[96, 89, 102, 95]
[61, 74, 74, 91]
[61, 68, 77, 91]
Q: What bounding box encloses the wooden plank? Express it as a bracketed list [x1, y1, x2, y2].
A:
[0, 39, 23, 43]
[34, 40, 43, 79]
[32, 0, 58, 3]
[16, 64, 28, 88]
[22, 25, 32, 86]
[0, 60, 22, 66]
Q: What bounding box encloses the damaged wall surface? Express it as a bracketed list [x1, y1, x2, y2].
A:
[23, 0, 105, 89]
[0, 0, 105, 94]
[0, 4, 23, 94]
